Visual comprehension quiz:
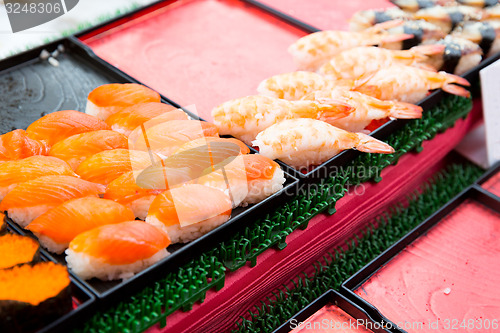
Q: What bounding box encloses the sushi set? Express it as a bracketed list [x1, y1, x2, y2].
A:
[342, 185, 500, 332]
[0, 0, 499, 331]
[273, 290, 391, 333]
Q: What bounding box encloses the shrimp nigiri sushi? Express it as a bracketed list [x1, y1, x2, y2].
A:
[86, 83, 161, 121]
[0, 130, 49, 163]
[129, 120, 219, 157]
[76, 149, 160, 185]
[197, 154, 285, 207]
[27, 197, 135, 254]
[0, 175, 105, 228]
[66, 221, 170, 281]
[0, 156, 77, 201]
[105, 102, 188, 136]
[253, 118, 395, 169]
[49, 130, 128, 170]
[26, 110, 110, 146]
[146, 184, 232, 244]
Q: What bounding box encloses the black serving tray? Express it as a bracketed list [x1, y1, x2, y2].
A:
[0, 37, 299, 307]
[273, 289, 391, 333]
[4, 221, 96, 333]
[475, 161, 500, 199]
[238, 0, 500, 181]
[341, 186, 500, 333]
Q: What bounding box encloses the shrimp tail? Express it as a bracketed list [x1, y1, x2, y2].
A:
[367, 19, 404, 33]
[293, 100, 355, 121]
[410, 44, 446, 56]
[445, 73, 471, 87]
[442, 84, 471, 98]
[389, 101, 423, 119]
[355, 133, 395, 154]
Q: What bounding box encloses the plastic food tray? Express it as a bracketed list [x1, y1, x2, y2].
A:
[342, 186, 500, 333]
[0, 37, 298, 308]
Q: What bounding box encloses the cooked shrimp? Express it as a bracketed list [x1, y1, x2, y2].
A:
[352, 64, 470, 103]
[288, 20, 413, 70]
[390, 0, 458, 12]
[422, 36, 483, 74]
[318, 45, 445, 81]
[211, 95, 354, 145]
[415, 5, 485, 33]
[302, 89, 423, 132]
[379, 20, 446, 49]
[452, 21, 500, 56]
[349, 7, 412, 32]
[257, 71, 335, 101]
[252, 118, 395, 170]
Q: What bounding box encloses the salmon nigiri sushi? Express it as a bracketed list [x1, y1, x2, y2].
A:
[0, 175, 105, 228]
[105, 102, 188, 136]
[0, 130, 49, 163]
[146, 184, 232, 244]
[173, 137, 250, 155]
[198, 154, 286, 207]
[86, 83, 161, 121]
[66, 221, 170, 281]
[76, 149, 160, 185]
[49, 130, 128, 170]
[129, 120, 219, 157]
[0, 156, 77, 201]
[26, 110, 110, 146]
[27, 197, 135, 254]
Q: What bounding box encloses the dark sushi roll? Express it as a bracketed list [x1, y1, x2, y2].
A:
[0, 262, 72, 333]
[0, 234, 41, 269]
[0, 212, 6, 236]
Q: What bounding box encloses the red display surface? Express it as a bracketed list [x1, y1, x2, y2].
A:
[81, 0, 307, 121]
[146, 104, 482, 333]
[290, 304, 374, 332]
[483, 171, 500, 197]
[357, 200, 500, 333]
[256, 0, 391, 30]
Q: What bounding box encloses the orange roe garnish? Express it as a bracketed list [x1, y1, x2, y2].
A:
[0, 234, 39, 269]
[0, 262, 70, 305]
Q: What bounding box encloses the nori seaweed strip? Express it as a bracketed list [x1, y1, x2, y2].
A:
[479, 22, 496, 55]
[449, 11, 465, 31]
[0, 285, 72, 333]
[417, 0, 436, 9]
[403, 23, 424, 49]
[441, 41, 463, 73]
[374, 11, 394, 24]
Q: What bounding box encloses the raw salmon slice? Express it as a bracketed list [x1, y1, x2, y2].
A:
[49, 130, 128, 170]
[26, 110, 109, 146]
[0, 130, 49, 162]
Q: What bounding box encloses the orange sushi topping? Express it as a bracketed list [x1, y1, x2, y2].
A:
[0, 234, 39, 269]
[0, 262, 69, 305]
[0, 129, 49, 162]
[70, 221, 170, 265]
[88, 84, 161, 107]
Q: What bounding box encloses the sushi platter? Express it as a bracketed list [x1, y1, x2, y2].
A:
[0, 36, 298, 305]
[1, 0, 499, 332]
[342, 186, 500, 332]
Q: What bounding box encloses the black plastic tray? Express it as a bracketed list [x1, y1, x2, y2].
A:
[475, 161, 500, 199]
[342, 186, 500, 333]
[4, 220, 96, 333]
[239, 0, 500, 181]
[0, 37, 299, 307]
[273, 289, 391, 333]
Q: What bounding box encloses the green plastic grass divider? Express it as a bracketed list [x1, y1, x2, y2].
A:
[233, 162, 484, 333]
[77, 94, 473, 333]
